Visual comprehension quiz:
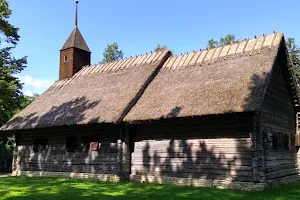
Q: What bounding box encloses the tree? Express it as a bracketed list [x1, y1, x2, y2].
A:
[101, 42, 123, 63]
[16, 94, 39, 114]
[207, 39, 219, 49]
[0, 0, 27, 172]
[286, 37, 300, 86]
[154, 44, 168, 52]
[207, 34, 238, 48]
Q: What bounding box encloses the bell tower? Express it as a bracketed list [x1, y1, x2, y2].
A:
[59, 0, 91, 80]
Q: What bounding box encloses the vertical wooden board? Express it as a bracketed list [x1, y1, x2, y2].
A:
[244, 39, 257, 52]
[157, 50, 168, 61]
[165, 57, 176, 70]
[101, 61, 115, 72]
[89, 65, 100, 75]
[204, 49, 215, 62]
[81, 67, 93, 76]
[112, 59, 127, 71]
[135, 55, 148, 66]
[123, 58, 136, 69]
[105, 61, 119, 72]
[273, 33, 283, 46]
[236, 40, 247, 54]
[228, 43, 239, 55]
[119, 58, 132, 70]
[93, 63, 108, 74]
[182, 53, 196, 68]
[146, 52, 158, 64]
[177, 54, 188, 69]
[141, 54, 153, 65]
[172, 55, 183, 70]
[211, 47, 223, 62]
[254, 37, 264, 51]
[152, 51, 163, 63]
[218, 45, 231, 58]
[263, 34, 276, 47]
[131, 56, 143, 67]
[189, 51, 201, 66]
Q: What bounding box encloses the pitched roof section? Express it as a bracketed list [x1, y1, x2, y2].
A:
[60, 26, 90, 52]
[162, 33, 282, 71]
[1, 50, 170, 131]
[125, 33, 290, 122]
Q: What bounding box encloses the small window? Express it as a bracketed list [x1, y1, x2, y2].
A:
[271, 134, 278, 150]
[66, 136, 78, 152]
[90, 142, 99, 151]
[90, 135, 100, 151]
[64, 55, 68, 62]
[33, 138, 48, 152]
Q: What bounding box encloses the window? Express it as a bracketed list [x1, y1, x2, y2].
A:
[64, 55, 68, 62]
[271, 134, 278, 150]
[66, 136, 78, 152]
[33, 138, 48, 152]
[90, 135, 100, 151]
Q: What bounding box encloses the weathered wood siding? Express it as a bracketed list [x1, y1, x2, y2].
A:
[59, 48, 91, 80]
[15, 124, 122, 175]
[131, 114, 255, 182]
[260, 48, 298, 181]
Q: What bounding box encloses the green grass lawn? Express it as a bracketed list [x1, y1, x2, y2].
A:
[0, 177, 300, 200]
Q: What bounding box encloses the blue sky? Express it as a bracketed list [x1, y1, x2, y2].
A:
[9, 0, 300, 95]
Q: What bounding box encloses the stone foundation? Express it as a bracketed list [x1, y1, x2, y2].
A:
[11, 171, 300, 191]
[130, 175, 267, 191]
[12, 171, 120, 182]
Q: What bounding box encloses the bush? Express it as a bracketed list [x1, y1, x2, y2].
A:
[0, 136, 14, 173]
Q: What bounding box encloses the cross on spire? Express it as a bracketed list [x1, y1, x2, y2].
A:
[75, 0, 79, 27]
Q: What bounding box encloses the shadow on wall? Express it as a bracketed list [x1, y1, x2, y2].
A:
[17, 127, 121, 176]
[10, 96, 121, 175]
[133, 126, 251, 183]
[15, 71, 271, 184]
[8, 45, 294, 187]
[131, 69, 274, 185]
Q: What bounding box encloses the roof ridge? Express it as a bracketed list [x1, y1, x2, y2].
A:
[162, 32, 283, 70]
[67, 49, 170, 79]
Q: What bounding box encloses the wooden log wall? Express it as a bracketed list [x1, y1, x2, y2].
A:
[15, 124, 123, 175]
[260, 49, 298, 181]
[131, 114, 256, 182]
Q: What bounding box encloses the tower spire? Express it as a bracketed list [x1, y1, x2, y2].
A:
[75, 0, 79, 27]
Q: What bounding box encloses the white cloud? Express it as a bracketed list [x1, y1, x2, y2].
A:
[16, 75, 54, 90]
[15, 75, 54, 95]
[24, 89, 33, 96]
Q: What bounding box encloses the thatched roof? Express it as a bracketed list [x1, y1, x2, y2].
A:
[125, 33, 297, 121]
[60, 26, 90, 52]
[1, 32, 298, 131]
[1, 50, 170, 131]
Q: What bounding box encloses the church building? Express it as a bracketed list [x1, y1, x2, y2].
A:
[1, 1, 300, 190]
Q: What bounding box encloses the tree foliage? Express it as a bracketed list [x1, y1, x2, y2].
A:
[0, 0, 27, 172]
[207, 34, 238, 48]
[101, 42, 123, 63]
[154, 44, 168, 52]
[286, 37, 300, 85]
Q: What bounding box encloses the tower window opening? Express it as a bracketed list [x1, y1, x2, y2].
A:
[64, 55, 68, 62]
